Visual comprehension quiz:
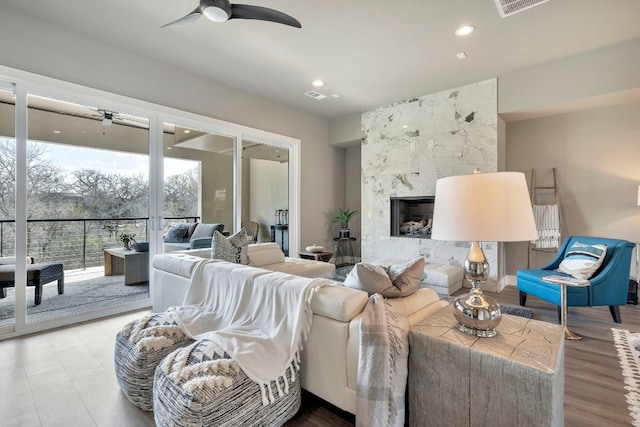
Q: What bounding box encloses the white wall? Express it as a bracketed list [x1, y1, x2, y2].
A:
[0, 6, 344, 252]
[248, 158, 288, 244]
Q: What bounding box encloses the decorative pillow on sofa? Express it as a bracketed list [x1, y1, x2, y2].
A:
[164, 224, 190, 243]
[211, 229, 249, 264]
[558, 241, 607, 280]
[344, 257, 424, 298]
[190, 223, 224, 241]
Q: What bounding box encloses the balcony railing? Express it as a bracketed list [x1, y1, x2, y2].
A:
[0, 216, 199, 270]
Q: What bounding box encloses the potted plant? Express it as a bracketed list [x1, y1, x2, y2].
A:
[119, 233, 136, 250]
[332, 208, 359, 238]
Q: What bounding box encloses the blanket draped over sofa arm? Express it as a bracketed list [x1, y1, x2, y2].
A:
[357, 293, 410, 427]
[172, 260, 329, 405]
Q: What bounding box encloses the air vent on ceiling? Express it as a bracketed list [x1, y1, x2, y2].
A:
[304, 90, 327, 100]
[493, 0, 550, 18]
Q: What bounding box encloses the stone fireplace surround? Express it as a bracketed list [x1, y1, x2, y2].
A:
[360, 78, 502, 291]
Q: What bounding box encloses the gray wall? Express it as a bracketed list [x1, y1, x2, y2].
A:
[0, 6, 344, 252]
[505, 101, 640, 278]
[344, 145, 361, 259]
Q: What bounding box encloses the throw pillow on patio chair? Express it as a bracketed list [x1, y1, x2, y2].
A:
[517, 236, 635, 323]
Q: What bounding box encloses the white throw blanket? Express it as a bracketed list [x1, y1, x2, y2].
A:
[172, 260, 326, 405]
[356, 294, 409, 427]
[531, 204, 561, 249]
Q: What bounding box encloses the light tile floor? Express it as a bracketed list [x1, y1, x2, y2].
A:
[1, 309, 156, 427]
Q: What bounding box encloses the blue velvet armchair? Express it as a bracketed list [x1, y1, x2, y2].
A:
[517, 236, 635, 323]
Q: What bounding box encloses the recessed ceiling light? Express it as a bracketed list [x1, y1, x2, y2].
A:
[331, 94, 340, 98]
[402, 125, 408, 129]
[312, 79, 324, 87]
[183, 129, 191, 134]
[456, 52, 468, 60]
[53, 130, 61, 134]
[455, 25, 475, 37]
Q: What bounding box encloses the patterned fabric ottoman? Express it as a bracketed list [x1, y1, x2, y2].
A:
[114, 310, 195, 411]
[153, 340, 301, 427]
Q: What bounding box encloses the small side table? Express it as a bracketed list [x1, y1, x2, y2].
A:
[270, 224, 289, 256]
[542, 274, 590, 340]
[333, 237, 356, 267]
[104, 248, 149, 285]
[408, 305, 564, 427]
[298, 251, 334, 263]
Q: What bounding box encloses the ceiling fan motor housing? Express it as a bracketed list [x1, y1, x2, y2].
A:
[202, 0, 232, 22]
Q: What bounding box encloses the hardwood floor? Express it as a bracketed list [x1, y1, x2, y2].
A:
[492, 285, 639, 427]
[1, 285, 638, 426]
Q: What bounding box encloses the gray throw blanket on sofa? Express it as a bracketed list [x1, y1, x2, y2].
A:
[356, 293, 410, 427]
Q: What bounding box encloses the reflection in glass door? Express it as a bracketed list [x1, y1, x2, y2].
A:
[162, 123, 235, 253]
[241, 139, 289, 254]
[24, 94, 151, 323]
[0, 86, 16, 331]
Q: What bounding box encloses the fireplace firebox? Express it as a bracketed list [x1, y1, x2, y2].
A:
[390, 196, 435, 238]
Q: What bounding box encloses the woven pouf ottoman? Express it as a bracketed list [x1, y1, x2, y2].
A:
[153, 340, 301, 427]
[114, 310, 195, 411]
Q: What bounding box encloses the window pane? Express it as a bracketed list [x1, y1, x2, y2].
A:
[25, 94, 150, 322]
[241, 139, 289, 254]
[162, 123, 235, 252]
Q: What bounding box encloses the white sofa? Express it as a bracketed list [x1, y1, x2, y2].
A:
[151, 243, 448, 414]
[152, 243, 335, 310]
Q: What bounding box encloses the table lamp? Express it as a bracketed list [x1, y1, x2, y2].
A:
[431, 169, 538, 337]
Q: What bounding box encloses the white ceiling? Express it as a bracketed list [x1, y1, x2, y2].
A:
[3, 0, 640, 120]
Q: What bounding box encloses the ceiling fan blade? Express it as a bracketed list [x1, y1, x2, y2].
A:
[230, 4, 301, 28]
[161, 8, 202, 28]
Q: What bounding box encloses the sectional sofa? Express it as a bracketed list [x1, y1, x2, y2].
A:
[151, 243, 448, 413]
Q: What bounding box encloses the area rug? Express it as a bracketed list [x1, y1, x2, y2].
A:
[500, 305, 534, 318]
[0, 275, 148, 323]
[611, 328, 640, 427]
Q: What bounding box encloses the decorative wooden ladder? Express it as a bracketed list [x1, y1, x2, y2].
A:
[528, 168, 561, 269]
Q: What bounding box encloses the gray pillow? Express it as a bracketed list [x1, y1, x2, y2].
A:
[164, 224, 190, 243]
[344, 257, 424, 298]
[211, 228, 249, 264]
[387, 257, 425, 293]
[191, 223, 224, 241]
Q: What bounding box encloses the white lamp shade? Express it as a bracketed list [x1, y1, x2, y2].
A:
[431, 171, 539, 242]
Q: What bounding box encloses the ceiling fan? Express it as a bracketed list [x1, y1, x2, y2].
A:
[162, 0, 301, 29]
[90, 109, 149, 129]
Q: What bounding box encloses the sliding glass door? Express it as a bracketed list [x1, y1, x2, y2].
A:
[0, 68, 300, 336]
[23, 94, 152, 324]
[161, 122, 236, 252]
[241, 139, 290, 253]
[0, 84, 16, 333]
